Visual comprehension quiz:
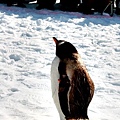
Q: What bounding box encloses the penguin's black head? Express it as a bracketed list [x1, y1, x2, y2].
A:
[53, 37, 78, 59]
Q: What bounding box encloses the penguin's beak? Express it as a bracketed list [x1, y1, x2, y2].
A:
[53, 37, 58, 45]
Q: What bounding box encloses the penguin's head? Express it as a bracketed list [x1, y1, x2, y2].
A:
[53, 37, 78, 59]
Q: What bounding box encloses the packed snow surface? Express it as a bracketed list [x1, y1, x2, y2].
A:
[0, 4, 120, 120]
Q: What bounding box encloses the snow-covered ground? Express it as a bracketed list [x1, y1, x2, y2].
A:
[0, 3, 120, 120]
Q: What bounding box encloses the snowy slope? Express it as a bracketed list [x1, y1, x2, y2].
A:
[0, 4, 120, 120]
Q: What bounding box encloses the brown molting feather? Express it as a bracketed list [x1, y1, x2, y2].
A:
[64, 53, 85, 81]
[63, 53, 94, 119]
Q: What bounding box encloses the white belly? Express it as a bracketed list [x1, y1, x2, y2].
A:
[51, 56, 65, 120]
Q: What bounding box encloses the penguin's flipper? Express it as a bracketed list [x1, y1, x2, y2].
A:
[58, 61, 71, 118]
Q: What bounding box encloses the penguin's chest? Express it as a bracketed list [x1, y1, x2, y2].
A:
[51, 56, 65, 120]
[51, 56, 60, 97]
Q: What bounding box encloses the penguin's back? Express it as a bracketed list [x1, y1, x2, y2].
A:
[64, 54, 94, 118]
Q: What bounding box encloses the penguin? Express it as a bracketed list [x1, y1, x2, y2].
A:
[51, 37, 94, 120]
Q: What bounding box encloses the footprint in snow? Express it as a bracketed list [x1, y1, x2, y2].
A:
[10, 88, 19, 92]
[9, 54, 21, 61]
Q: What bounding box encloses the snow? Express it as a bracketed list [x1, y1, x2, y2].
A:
[0, 3, 120, 120]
